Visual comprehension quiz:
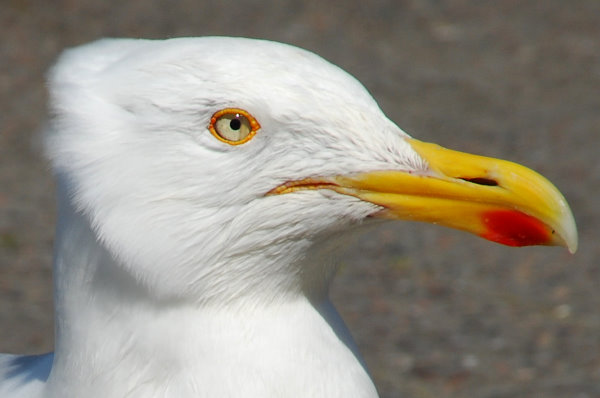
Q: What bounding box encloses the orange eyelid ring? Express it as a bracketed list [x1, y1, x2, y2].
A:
[208, 108, 261, 145]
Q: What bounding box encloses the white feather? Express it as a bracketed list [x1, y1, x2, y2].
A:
[1, 37, 426, 397]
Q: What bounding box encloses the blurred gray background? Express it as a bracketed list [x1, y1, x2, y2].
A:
[1, 1, 598, 397]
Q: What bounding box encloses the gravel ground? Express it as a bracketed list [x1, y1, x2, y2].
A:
[1, 1, 599, 397]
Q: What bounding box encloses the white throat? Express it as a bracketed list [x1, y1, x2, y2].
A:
[46, 186, 378, 398]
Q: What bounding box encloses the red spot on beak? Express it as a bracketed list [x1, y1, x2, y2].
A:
[481, 210, 552, 247]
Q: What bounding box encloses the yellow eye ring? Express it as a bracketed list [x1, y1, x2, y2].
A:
[208, 108, 261, 145]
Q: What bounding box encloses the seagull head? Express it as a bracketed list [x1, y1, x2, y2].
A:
[46, 37, 577, 305]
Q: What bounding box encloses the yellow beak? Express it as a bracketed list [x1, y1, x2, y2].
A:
[269, 138, 577, 253]
[332, 139, 578, 252]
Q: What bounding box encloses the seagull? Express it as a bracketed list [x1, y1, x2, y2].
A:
[0, 37, 577, 398]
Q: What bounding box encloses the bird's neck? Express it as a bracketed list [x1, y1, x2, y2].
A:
[46, 198, 377, 398]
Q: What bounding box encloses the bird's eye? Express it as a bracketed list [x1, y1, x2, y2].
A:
[209, 108, 260, 145]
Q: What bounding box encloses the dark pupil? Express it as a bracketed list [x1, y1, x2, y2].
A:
[229, 118, 242, 131]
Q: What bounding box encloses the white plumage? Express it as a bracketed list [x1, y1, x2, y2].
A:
[0, 37, 576, 398]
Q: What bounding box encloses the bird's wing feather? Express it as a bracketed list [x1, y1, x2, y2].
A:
[0, 353, 53, 398]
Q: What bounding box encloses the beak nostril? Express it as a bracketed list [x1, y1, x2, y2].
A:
[460, 177, 499, 186]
